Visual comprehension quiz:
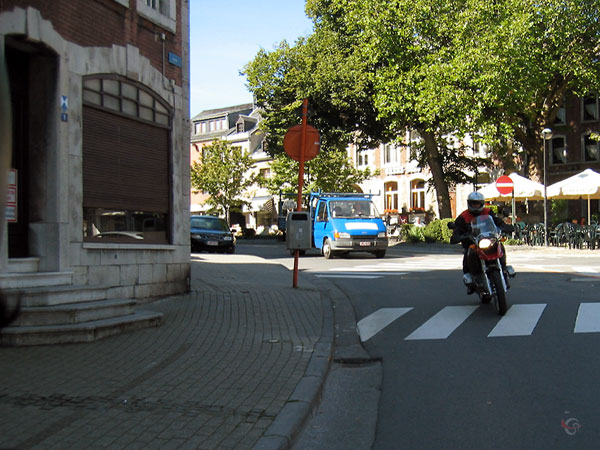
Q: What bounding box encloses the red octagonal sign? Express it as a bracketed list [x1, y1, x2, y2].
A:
[496, 175, 514, 195]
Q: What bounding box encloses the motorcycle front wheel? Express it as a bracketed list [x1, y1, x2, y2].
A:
[489, 270, 508, 316]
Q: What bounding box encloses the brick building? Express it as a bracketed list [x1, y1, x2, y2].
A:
[0, 0, 191, 344]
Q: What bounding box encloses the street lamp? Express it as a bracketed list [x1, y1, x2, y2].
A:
[542, 128, 553, 247]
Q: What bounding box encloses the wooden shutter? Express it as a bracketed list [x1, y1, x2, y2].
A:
[83, 106, 170, 212]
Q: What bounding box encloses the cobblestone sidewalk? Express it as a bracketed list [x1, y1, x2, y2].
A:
[0, 256, 332, 450]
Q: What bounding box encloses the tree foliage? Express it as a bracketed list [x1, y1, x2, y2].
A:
[264, 149, 377, 195]
[244, 0, 600, 218]
[190, 140, 260, 222]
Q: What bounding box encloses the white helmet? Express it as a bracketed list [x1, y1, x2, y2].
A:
[467, 191, 485, 214]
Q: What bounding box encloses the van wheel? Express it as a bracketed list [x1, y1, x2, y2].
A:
[323, 239, 334, 259]
[374, 250, 386, 258]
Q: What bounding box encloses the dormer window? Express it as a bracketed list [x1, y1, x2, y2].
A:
[237, 122, 244, 133]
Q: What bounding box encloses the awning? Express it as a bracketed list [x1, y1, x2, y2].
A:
[245, 196, 275, 213]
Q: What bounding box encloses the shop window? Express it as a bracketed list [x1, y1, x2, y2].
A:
[82, 75, 172, 244]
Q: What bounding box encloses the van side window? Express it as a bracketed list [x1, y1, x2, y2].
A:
[317, 202, 328, 222]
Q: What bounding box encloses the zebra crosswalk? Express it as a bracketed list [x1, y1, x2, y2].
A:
[312, 256, 600, 279]
[313, 256, 460, 279]
[357, 303, 600, 342]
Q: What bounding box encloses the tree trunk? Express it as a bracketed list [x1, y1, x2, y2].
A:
[513, 125, 544, 183]
[420, 129, 453, 219]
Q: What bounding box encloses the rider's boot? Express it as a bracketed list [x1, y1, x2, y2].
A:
[462, 273, 476, 295]
[473, 273, 487, 293]
[505, 265, 516, 278]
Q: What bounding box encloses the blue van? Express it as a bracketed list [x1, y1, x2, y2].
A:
[309, 192, 388, 259]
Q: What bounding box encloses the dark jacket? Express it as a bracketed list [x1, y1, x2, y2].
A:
[450, 208, 509, 248]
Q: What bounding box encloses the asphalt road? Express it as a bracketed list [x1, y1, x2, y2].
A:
[235, 240, 600, 449]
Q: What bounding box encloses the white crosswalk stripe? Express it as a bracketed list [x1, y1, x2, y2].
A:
[574, 303, 600, 333]
[488, 304, 547, 337]
[357, 307, 413, 342]
[358, 303, 600, 341]
[405, 306, 479, 340]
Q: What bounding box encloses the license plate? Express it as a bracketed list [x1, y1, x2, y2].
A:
[359, 241, 372, 247]
[207, 241, 218, 246]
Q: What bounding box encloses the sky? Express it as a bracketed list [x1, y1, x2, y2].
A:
[189, 1, 314, 117]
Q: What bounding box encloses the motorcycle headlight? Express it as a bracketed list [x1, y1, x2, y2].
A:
[478, 238, 494, 249]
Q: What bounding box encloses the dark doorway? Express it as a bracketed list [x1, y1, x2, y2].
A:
[6, 42, 30, 257]
[5, 37, 57, 258]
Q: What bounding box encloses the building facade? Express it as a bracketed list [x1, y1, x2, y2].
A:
[547, 93, 600, 220]
[350, 131, 485, 222]
[190, 103, 276, 234]
[1, 0, 191, 343]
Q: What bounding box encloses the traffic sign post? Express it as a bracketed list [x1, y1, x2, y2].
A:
[283, 99, 320, 288]
[496, 175, 515, 234]
[495, 175, 514, 195]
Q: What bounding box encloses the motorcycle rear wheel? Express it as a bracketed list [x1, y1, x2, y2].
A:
[490, 270, 508, 316]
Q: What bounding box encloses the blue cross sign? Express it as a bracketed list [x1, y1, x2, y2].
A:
[61, 96, 68, 111]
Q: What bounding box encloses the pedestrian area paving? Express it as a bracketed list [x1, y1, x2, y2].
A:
[0, 256, 329, 450]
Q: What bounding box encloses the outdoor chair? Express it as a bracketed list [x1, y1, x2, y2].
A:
[564, 223, 583, 249]
[581, 225, 597, 249]
[528, 223, 545, 246]
[552, 223, 569, 247]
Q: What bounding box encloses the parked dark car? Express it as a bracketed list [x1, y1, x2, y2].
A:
[191, 215, 235, 253]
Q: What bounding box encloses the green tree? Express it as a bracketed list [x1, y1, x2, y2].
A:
[246, 0, 600, 217]
[247, 0, 486, 218]
[452, 0, 600, 181]
[264, 149, 377, 196]
[190, 140, 260, 222]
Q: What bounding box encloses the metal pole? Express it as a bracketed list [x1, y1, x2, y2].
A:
[542, 128, 552, 246]
[293, 98, 309, 288]
[543, 137, 548, 247]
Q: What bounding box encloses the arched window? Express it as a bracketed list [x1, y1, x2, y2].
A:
[384, 181, 398, 212]
[82, 75, 172, 243]
[411, 179, 426, 211]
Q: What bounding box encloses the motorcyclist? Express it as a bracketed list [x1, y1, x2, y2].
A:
[450, 191, 513, 294]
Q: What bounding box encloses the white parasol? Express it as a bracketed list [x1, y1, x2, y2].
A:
[479, 172, 545, 201]
[547, 169, 600, 222]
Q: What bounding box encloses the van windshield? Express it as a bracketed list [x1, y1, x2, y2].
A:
[329, 200, 379, 218]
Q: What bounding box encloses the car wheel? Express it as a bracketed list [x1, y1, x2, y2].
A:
[227, 246, 235, 254]
[374, 250, 386, 258]
[322, 239, 334, 259]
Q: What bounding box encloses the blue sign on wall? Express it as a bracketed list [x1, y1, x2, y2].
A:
[168, 52, 182, 68]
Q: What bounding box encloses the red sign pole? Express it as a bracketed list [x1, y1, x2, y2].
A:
[293, 98, 309, 288]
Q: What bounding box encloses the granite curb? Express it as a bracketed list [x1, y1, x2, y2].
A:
[250, 263, 372, 450]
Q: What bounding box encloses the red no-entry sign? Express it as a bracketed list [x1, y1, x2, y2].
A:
[283, 124, 320, 162]
[496, 175, 514, 195]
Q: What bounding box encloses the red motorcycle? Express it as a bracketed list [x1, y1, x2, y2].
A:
[450, 215, 515, 316]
